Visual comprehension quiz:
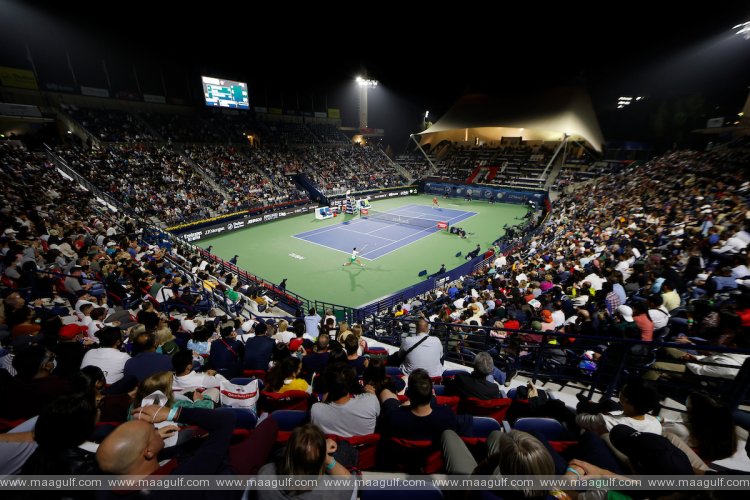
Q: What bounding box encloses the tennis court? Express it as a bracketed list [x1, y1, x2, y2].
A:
[198, 195, 527, 307]
[292, 204, 477, 260]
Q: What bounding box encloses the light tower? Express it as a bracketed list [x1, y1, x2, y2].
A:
[356, 76, 378, 129]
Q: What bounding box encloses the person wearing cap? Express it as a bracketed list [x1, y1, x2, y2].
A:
[53, 324, 91, 378]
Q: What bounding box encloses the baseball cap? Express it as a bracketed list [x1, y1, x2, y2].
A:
[59, 324, 88, 340]
[617, 305, 634, 322]
[289, 338, 304, 352]
[609, 425, 693, 475]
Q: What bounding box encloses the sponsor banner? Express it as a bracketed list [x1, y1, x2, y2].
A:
[423, 182, 547, 205]
[143, 94, 166, 104]
[80, 86, 110, 98]
[45, 82, 76, 93]
[329, 187, 417, 202]
[0, 66, 38, 90]
[173, 205, 316, 242]
[314, 112, 327, 118]
[0, 103, 42, 118]
[327, 108, 340, 119]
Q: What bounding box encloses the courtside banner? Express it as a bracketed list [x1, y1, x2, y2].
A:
[1, 475, 750, 491]
[174, 204, 317, 242]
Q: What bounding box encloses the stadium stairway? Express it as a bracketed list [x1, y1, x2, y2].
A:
[293, 172, 328, 205]
[485, 166, 499, 182]
[465, 165, 483, 183]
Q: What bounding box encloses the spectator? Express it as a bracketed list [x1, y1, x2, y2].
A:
[399, 318, 444, 377]
[445, 352, 502, 399]
[123, 333, 173, 383]
[311, 364, 379, 437]
[379, 368, 457, 441]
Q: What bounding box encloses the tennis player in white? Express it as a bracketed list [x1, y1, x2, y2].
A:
[342, 247, 365, 268]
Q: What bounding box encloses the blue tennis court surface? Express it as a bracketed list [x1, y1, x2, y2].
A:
[292, 204, 477, 260]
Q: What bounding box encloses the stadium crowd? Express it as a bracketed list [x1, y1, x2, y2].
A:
[1, 134, 750, 499]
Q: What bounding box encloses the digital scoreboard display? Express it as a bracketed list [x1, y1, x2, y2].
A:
[202, 76, 249, 109]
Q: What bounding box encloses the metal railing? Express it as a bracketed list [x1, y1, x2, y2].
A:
[364, 316, 750, 411]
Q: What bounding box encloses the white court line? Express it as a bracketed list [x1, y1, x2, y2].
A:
[336, 227, 396, 241]
[360, 211, 478, 259]
[291, 235, 377, 262]
[294, 217, 370, 239]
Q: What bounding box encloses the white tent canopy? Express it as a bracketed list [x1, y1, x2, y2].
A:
[419, 88, 604, 152]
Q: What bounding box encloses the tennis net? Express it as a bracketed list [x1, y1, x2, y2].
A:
[361, 210, 444, 229]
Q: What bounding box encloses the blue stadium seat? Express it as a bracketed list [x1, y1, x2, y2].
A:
[513, 417, 565, 441]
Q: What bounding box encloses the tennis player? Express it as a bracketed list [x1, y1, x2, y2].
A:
[342, 247, 365, 268]
[432, 196, 439, 208]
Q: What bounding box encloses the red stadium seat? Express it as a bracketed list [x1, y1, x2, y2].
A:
[459, 397, 513, 424]
[261, 390, 310, 413]
[327, 433, 381, 470]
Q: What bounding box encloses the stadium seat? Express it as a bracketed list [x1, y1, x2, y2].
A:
[433, 384, 446, 396]
[513, 417, 565, 441]
[384, 437, 444, 474]
[261, 390, 311, 413]
[242, 369, 267, 381]
[218, 407, 258, 431]
[435, 395, 460, 414]
[270, 410, 309, 444]
[459, 397, 513, 424]
[327, 433, 381, 470]
[471, 416, 502, 438]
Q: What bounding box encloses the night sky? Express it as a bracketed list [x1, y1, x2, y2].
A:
[2, 1, 750, 149]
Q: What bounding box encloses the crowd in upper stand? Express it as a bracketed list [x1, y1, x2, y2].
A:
[2, 119, 750, 497]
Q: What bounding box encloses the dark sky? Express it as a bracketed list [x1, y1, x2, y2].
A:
[2, 0, 750, 148]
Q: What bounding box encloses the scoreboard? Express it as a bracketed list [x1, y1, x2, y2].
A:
[202, 76, 249, 109]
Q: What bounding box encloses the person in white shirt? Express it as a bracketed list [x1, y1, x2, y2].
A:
[180, 312, 200, 334]
[80, 327, 130, 384]
[576, 380, 662, 436]
[400, 318, 443, 378]
[324, 309, 337, 328]
[311, 364, 380, 437]
[304, 308, 322, 338]
[171, 350, 228, 395]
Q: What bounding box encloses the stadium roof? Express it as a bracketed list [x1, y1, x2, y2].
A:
[418, 88, 605, 152]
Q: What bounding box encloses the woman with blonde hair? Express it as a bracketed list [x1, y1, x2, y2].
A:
[130, 371, 214, 418]
[154, 325, 179, 356]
